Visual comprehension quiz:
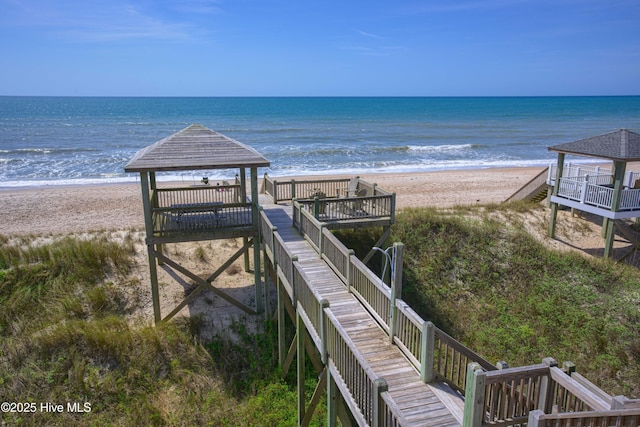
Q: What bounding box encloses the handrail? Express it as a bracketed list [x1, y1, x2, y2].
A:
[156, 184, 243, 206]
[549, 366, 610, 412]
[264, 174, 396, 222]
[433, 326, 496, 393]
[393, 300, 426, 370]
[296, 194, 395, 221]
[273, 231, 295, 298]
[548, 163, 612, 183]
[152, 202, 253, 234]
[528, 408, 640, 427]
[569, 372, 613, 407]
[293, 260, 328, 353]
[554, 176, 640, 211]
[462, 360, 629, 427]
[297, 206, 322, 252]
[378, 391, 411, 426]
[320, 227, 352, 284]
[464, 362, 551, 427]
[324, 308, 406, 426]
[482, 363, 551, 427]
[350, 255, 392, 332]
[504, 167, 549, 202]
[263, 173, 351, 203]
[268, 199, 410, 426]
[259, 209, 277, 259]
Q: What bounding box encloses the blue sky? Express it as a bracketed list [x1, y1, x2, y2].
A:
[1, 0, 639, 96]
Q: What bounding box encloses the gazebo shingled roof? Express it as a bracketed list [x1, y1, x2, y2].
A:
[548, 129, 640, 162]
[124, 123, 270, 172]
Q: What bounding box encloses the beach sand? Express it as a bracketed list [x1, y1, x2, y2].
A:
[0, 167, 544, 236]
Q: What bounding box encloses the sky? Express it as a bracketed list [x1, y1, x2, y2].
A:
[0, 0, 639, 97]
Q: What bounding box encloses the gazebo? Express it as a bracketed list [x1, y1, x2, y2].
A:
[548, 129, 640, 258]
[124, 124, 270, 323]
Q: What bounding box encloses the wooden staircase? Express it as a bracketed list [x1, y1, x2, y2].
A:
[504, 167, 549, 203]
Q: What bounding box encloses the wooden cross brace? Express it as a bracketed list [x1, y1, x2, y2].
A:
[150, 239, 257, 322]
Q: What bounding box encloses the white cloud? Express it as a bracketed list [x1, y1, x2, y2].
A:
[0, 0, 208, 42]
[356, 29, 384, 40]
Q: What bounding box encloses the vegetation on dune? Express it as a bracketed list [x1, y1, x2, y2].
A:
[0, 234, 324, 426]
[390, 206, 640, 397]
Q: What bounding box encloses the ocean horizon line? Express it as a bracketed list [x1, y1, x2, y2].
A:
[1, 94, 639, 99]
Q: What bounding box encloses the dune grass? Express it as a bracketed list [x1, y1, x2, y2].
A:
[0, 234, 324, 426]
[342, 205, 639, 397]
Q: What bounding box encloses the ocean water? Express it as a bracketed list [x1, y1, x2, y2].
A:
[1, 96, 640, 187]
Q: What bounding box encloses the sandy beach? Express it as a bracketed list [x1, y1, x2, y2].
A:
[0, 167, 545, 236]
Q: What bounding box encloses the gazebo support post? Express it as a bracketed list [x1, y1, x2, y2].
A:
[149, 171, 164, 266]
[549, 153, 565, 238]
[604, 161, 627, 258]
[139, 171, 162, 324]
[251, 167, 263, 314]
[240, 167, 251, 273]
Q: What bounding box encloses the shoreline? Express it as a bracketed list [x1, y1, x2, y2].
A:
[0, 166, 546, 236]
[0, 164, 546, 191]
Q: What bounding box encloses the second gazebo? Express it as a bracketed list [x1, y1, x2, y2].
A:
[548, 129, 640, 258]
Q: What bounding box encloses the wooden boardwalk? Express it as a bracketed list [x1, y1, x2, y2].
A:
[262, 201, 464, 426]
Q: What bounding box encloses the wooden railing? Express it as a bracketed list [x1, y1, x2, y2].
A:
[274, 232, 295, 298]
[153, 203, 252, 233]
[528, 408, 640, 427]
[264, 174, 396, 224]
[263, 174, 351, 203]
[319, 229, 352, 285]
[259, 207, 276, 261]
[461, 358, 640, 427]
[464, 362, 551, 427]
[296, 195, 395, 222]
[350, 254, 392, 332]
[293, 259, 328, 355]
[325, 308, 408, 426]
[554, 176, 640, 212]
[263, 173, 394, 202]
[298, 207, 322, 252]
[504, 167, 549, 203]
[156, 184, 243, 206]
[548, 163, 612, 185]
[151, 185, 252, 235]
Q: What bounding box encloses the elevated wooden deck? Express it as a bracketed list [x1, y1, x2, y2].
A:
[262, 201, 464, 426]
[548, 163, 640, 219]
